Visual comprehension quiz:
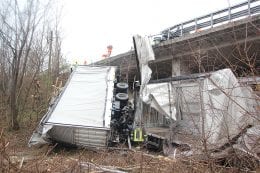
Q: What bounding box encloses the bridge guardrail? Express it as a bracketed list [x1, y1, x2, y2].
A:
[152, 0, 260, 43]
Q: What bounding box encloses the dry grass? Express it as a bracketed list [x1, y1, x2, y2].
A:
[1, 122, 259, 173]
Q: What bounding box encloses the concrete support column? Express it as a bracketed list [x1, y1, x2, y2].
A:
[172, 58, 181, 77]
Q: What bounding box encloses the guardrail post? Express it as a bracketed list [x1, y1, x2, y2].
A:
[210, 13, 213, 28]
[167, 29, 170, 40]
[248, 0, 251, 15]
[228, 7, 231, 21]
[181, 23, 183, 36]
[195, 18, 198, 31]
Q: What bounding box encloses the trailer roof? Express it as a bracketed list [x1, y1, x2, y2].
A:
[46, 65, 116, 128]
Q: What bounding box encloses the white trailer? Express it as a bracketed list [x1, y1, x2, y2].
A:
[29, 65, 116, 148]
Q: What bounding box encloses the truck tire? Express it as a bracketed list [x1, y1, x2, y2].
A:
[115, 93, 128, 101]
[116, 83, 128, 93]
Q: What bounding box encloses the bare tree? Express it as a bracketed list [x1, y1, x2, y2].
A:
[0, 0, 52, 130]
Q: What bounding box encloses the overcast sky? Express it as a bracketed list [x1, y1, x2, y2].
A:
[61, 0, 246, 64]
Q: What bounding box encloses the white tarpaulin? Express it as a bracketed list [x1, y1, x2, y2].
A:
[143, 69, 259, 147]
[134, 35, 155, 90]
[143, 82, 176, 120]
[133, 35, 155, 125]
[202, 69, 256, 147]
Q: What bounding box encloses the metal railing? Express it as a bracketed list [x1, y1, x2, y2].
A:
[154, 0, 260, 42]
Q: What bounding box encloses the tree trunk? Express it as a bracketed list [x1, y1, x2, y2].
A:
[9, 76, 19, 130]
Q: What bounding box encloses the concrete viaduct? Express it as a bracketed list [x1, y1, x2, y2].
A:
[95, 14, 260, 83]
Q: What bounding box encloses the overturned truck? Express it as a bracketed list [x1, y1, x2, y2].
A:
[29, 65, 135, 148]
[29, 35, 259, 162]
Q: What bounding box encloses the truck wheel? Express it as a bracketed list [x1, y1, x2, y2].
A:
[115, 93, 128, 101]
[116, 83, 128, 93]
[116, 82, 128, 89]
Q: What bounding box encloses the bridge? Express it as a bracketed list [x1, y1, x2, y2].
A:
[95, 0, 260, 83]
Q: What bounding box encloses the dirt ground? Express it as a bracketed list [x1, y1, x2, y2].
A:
[1, 117, 259, 173]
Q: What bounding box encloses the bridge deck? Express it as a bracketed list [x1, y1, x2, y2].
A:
[95, 15, 260, 82]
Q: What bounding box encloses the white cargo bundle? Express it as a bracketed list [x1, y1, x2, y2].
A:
[29, 65, 116, 148]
